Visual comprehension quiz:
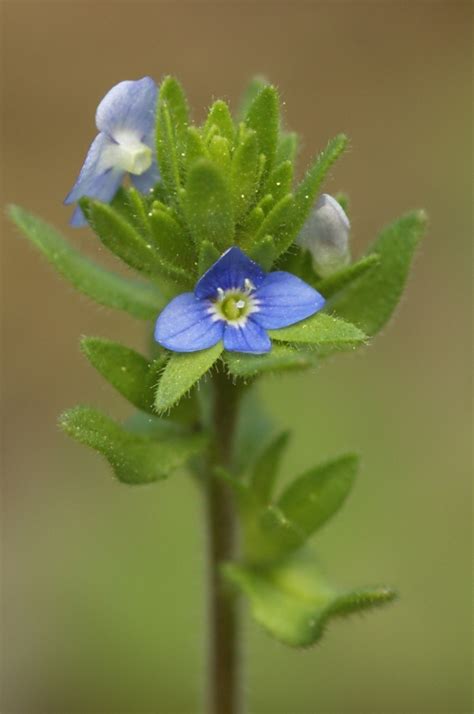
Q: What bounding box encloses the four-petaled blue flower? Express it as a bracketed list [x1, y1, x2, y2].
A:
[64, 77, 159, 227]
[155, 247, 325, 354]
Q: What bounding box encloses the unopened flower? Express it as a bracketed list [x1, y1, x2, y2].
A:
[155, 247, 325, 354]
[64, 77, 159, 226]
[298, 193, 350, 277]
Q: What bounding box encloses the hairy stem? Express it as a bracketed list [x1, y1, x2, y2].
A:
[205, 368, 243, 714]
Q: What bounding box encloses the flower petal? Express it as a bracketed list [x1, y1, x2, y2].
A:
[154, 293, 224, 353]
[252, 271, 325, 329]
[297, 194, 351, 277]
[130, 158, 160, 193]
[95, 77, 157, 141]
[64, 133, 123, 204]
[223, 319, 271, 354]
[195, 247, 266, 299]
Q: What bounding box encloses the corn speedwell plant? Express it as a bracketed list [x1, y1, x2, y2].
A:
[9, 75, 426, 714]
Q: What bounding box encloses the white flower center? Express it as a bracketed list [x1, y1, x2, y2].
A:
[208, 281, 260, 327]
[104, 129, 153, 175]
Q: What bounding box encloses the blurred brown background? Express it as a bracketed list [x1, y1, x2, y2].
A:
[1, 1, 472, 713]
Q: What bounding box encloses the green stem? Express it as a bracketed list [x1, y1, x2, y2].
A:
[205, 368, 243, 714]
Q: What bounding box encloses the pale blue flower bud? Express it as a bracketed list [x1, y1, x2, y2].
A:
[297, 194, 351, 277]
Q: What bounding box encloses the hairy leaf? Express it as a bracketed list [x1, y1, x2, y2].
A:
[80, 198, 161, 276]
[155, 343, 223, 413]
[156, 99, 181, 203]
[232, 128, 260, 220]
[316, 254, 380, 298]
[248, 235, 276, 270]
[59, 406, 205, 484]
[330, 211, 427, 335]
[81, 337, 165, 414]
[276, 131, 299, 164]
[225, 344, 317, 378]
[237, 75, 269, 120]
[269, 313, 367, 353]
[244, 85, 280, 178]
[266, 161, 293, 203]
[158, 76, 190, 163]
[224, 551, 397, 647]
[205, 100, 235, 144]
[278, 454, 358, 537]
[8, 206, 164, 319]
[184, 159, 234, 251]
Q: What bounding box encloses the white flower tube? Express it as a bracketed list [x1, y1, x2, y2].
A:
[297, 193, 351, 277]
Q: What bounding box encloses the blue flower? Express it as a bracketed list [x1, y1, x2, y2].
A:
[155, 247, 325, 354]
[64, 77, 159, 227]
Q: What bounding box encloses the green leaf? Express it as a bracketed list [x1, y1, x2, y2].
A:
[8, 205, 164, 319]
[223, 551, 397, 647]
[81, 337, 165, 415]
[278, 454, 358, 537]
[198, 240, 220, 275]
[330, 211, 427, 336]
[158, 76, 189, 170]
[184, 159, 235, 251]
[266, 161, 293, 203]
[59, 406, 205, 484]
[237, 75, 269, 120]
[253, 194, 295, 251]
[231, 129, 260, 220]
[244, 85, 280, 178]
[250, 431, 290, 505]
[156, 99, 181, 203]
[155, 343, 223, 413]
[225, 344, 317, 378]
[80, 198, 161, 276]
[248, 235, 276, 270]
[149, 207, 195, 276]
[208, 135, 231, 173]
[204, 100, 235, 144]
[276, 131, 299, 164]
[316, 253, 380, 298]
[269, 313, 367, 354]
[185, 126, 209, 169]
[270, 134, 347, 259]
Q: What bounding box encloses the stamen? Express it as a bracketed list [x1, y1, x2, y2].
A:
[216, 287, 225, 300]
[244, 278, 255, 293]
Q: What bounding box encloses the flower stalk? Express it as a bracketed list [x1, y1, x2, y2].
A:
[205, 368, 244, 714]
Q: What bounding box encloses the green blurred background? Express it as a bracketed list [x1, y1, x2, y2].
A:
[2, 2, 472, 712]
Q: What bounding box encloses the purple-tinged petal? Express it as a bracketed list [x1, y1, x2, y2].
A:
[223, 319, 271, 354]
[95, 77, 157, 142]
[64, 133, 122, 205]
[65, 165, 124, 226]
[252, 271, 325, 329]
[195, 247, 266, 300]
[130, 158, 160, 193]
[155, 293, 224, 353]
